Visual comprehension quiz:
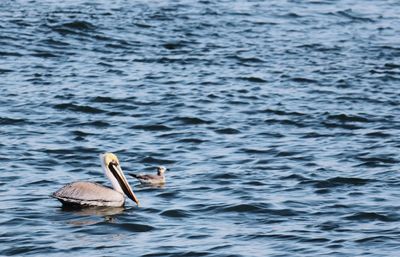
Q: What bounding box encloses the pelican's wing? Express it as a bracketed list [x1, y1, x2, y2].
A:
[52, 181, 124, 206]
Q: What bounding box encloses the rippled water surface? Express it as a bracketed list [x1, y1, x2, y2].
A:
[1, 0, 400, 256]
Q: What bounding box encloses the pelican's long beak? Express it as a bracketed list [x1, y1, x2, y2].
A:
[108, 162, 140, 206]
[102, 153, 140, 206]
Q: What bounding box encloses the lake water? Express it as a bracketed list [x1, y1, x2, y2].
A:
[1, 0, 400, 256]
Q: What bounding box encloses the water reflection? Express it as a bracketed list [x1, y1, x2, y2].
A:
[61, 206, 125, 226]
[61, 205, 125, 216]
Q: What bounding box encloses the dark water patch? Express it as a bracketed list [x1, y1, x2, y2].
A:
[365, 131, 391, 138]
[25, 179, 53, 186]
[166, 251, 210, 257]
[264, 118, 305, 127]
[240, 147, 275, 154]
[355, 236, 395, 243]
[112, 222, 155, 232]
[40, 38, 70, 47]
[0, 117, 30, 125]
[43, 148, 75, 155]
[226, 100, 250, 106]
[186, 234, 210, 239]
[238, 76, 267, 83]
[141, 156, 176, 165]
[244, 180, 265, 186]
[71, 130, 96, 137]
[160, 209, 191, 218]
[216, 203, 298, 216]
[90, 96, 129, 103]
[228, 55, 265, 64]
[275, 151, 301, 157]
[291, 77, 318, 84]
[162, 41, 189, 50]
[220, 203, 266, 213]
[356, 156, 398, 167]
[297, 43, 341, 52]
[314, 189, 330, 194]
[31, 50, 58, 58]
[156, 191, 180, 199]
[211, 173, 239, 180]
[1, 246, 58, 256]
[131, 124, 173, 131]
[56, 20, 96, 31]
[262, 108, 306, 117]
[54, 103, 105, 114]
[257, 132, 285, 138]
[177, 138, 206, 144]
[281, 174, 309, 181]
[383, 63, 400, 69]
[173, 116, 214, 125]
[0, 68, 13, 73]
[344, 212, 398, 222]
[75, 120, 110, 128]
[315, 221, 341, 231]
[335, 9, 375, 23]
[214, 128, 240, 134]
[0, 51, 23, 57]
[301, 177, 372, 188]
[326, 113, 370, 123]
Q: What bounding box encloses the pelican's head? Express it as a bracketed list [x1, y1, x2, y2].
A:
[100, 152, 140, 206]
[157, 166, 167, 176]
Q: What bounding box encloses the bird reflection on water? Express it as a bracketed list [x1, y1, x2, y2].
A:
[60, 205, 125, 226]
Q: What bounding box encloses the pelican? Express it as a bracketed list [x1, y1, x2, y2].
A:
[129, 166, 166, 185]
[52, 153, 140, 207]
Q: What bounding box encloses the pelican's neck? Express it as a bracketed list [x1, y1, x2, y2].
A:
[101, 157, 124, 194]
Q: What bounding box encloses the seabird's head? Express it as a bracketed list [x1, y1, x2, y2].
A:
[101, 152, 140, 206]
[157, 166, 167, 176]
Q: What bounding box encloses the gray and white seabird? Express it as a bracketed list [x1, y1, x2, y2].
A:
[52, 152, 140, 207]
[129, 166, 166, 185]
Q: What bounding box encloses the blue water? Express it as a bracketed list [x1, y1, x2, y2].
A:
[1, 0, 400, 256]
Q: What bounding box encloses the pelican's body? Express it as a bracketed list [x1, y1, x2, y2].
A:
[52, 153, 139, 207]
[129, 166, 166, 185]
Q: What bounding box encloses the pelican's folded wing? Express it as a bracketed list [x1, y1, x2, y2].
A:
[52, 181, 124, 207]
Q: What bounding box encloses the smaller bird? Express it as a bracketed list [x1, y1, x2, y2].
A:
[129, 166, 166, 185]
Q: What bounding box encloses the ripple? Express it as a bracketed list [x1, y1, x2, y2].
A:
[0, 117, 30, 125]
[160, 209, 191, 218]
[140, 156, 176, 165]
[173, 116, 214, 125]
[301, 177, 373, 188]
[54, 103, 105, 114]
[51, 20, 97, 35]
[131, 124, 173, 131]
[214, 128, 241, 134]
[112, 222, 155, 232]
[326, 113, 370, 123]
[291, 77, 318, 84]
[344, 212, 398, 222]
[238, 76, 267, 83]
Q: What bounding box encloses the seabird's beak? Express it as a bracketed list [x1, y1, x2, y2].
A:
[103, 153, 140, 206]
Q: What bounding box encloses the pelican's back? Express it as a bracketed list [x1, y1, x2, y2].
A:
[52, 181, 125, 207]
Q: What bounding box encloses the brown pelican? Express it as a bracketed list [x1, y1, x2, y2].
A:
[129, 166, 166, 185]
[52, 153, 140, 207]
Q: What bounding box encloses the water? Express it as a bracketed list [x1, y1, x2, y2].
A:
[1, 0, 400, 256]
